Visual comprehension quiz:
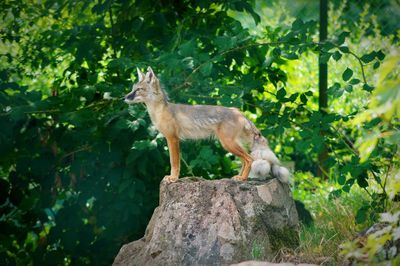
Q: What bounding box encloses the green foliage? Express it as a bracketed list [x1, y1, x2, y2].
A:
[339, 54, 400, 266]
[341, 176, 400, 265]
[0, 82, 161, 264]
[0, 0, 399, 265]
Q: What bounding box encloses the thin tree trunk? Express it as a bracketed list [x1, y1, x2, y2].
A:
[318, 0, 328, 179]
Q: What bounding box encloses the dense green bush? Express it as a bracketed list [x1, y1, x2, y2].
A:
[0, 0, 398, 265]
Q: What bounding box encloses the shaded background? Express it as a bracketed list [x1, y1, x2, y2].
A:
[0, 0, 399, 265]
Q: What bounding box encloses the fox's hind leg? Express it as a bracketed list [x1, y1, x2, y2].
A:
[217, 129, 253, 181]
[223, 142, 252, 181]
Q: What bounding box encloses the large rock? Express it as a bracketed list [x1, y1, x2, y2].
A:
[113, 177, 299, 266]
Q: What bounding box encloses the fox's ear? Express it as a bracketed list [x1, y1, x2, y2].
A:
[145, 66, 157, 83]
[147, 66, 154, 74]
[137, 67, 145, 82]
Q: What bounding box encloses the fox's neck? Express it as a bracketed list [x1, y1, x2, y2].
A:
[145, 100, 170, 126]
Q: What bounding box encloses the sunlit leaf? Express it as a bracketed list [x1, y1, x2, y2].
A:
[356, 133, 379, 162]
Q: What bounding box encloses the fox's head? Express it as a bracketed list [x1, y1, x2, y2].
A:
[124, 67, 164, 104]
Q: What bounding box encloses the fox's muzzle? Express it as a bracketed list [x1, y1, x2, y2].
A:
[124, 90, 137, 103]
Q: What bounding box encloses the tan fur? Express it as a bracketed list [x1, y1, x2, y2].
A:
[125, 67, 268, 182]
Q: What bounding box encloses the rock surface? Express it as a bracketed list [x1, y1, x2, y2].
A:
[113, 177, 299, 266]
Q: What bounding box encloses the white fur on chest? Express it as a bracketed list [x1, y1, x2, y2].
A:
[146, 103, 174, 135]
[147, 106, 163, 127]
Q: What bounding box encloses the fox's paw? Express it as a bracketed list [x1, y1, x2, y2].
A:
[232, 175, 247, 182]
[163, 175, 178, 183]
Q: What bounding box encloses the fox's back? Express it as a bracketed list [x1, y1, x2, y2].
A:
[169, 103, 240, 139]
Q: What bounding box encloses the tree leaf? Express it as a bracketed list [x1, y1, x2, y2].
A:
[179, 40, 196, 57]
[376, 50, 385, 60]
[320, 52, 331, 64]
[342, 68, 353, 81]
[339, 46, 350, 53]
[355, 205, 370, 224]
[292, 18, 304, 31]
[284, 53, 299, 60]
[349, 78, 360, 85]
[336, 31, 350, 45]
[276, 88, 286, 100]
[357, 133, 378, 162]
[357, 176, 369, 188]
[300, 94, 308, 104]
[200, 62, 213, 76]
[338, 174, 346, 185]
[344, 84, 353, 92]
[250, 11, 261, 25]
[328, 83, 343, 97]
[288, 92, 299, 102]
[272, 47, 281, 57]
[361, 52, 376, 64]
[332, 51, 342, 61]
[342, 184, 351, 192]
[321, 41, 336, 52]
[363, 84, 374, 92]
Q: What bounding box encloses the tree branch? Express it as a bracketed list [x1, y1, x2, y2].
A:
[173, 39, 370, 92]
[348, 50, 367, 84]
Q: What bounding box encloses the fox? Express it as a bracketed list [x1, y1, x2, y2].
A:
[124, 66, 290, 183]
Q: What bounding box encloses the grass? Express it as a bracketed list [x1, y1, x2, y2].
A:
[272, 172, 372, 265]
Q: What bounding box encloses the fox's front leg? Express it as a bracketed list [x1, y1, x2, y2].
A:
[163, 136, 180, 183]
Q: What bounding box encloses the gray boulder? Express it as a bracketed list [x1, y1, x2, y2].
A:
[113, 177, 299, 266]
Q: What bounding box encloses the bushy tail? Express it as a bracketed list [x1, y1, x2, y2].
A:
[249, 135, 291, 184]
[271, 164, 291, 184]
